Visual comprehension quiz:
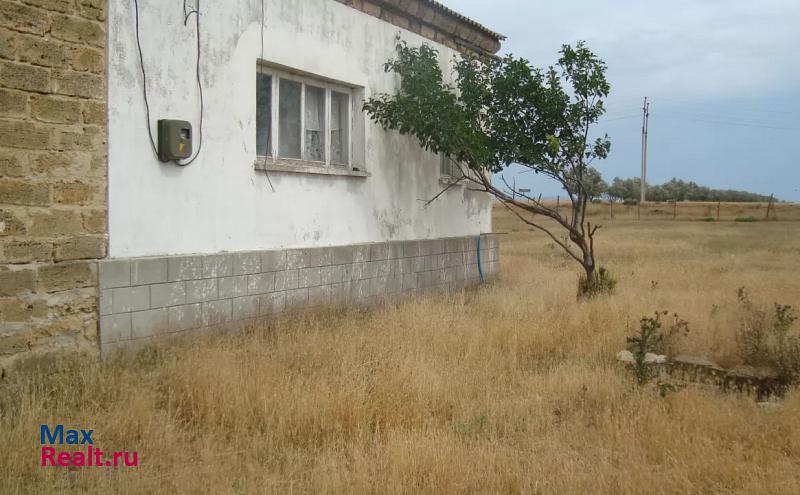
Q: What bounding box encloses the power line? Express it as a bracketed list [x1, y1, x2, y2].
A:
[602, 112, 800, 129]
[658, 114, 800, 131]
[600, 114, 640, 122]
[600, 101, 800, 131]
[602, 105, 646, 117]
[654, 96, 797, 116]
[651, 103, 796, 127]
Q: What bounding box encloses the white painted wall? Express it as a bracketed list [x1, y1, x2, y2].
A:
[107, 0, 493, 257]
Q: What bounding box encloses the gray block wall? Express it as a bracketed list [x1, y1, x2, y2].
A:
[99, 235, 500, 352]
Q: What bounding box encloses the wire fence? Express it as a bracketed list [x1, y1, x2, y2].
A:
[503, 200, 800, 222]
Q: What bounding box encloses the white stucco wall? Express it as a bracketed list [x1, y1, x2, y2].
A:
[107, 0, 493, 258]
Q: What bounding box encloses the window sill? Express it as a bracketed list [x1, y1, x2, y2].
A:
[254, 158, 370, 178]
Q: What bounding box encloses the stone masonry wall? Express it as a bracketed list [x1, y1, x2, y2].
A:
[99, 235, 500, 353]
[0, 0, 107, 366]
[334, 0, 503, 55]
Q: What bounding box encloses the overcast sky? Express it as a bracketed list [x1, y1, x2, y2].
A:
[445, 0, 800, 200]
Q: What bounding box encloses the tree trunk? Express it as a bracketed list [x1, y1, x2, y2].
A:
[569, 228, 595, 282]
[582, 259, 596, 285]
[574, 230, 603, 296]
[581, 246, 595, 284]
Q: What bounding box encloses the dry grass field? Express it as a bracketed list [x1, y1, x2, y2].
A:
[2, 205, 800, 494]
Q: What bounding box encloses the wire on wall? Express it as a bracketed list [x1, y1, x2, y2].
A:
[260, 0, 275, 191]
[133, 0, 157, 156]
[178, 0, 204, 165]
[182, 0, 198, 24]
[133, 0, 205, 166]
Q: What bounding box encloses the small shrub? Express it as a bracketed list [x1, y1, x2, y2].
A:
[735, 288, 800, 388]
[700, 217, 716, 222]
[626, 311, 690, 385]
[577, 266, 617, 298]
[735, 216, 758, 222]
[622, 199, 638, 206]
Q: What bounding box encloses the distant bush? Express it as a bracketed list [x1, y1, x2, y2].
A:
[700, 217, 716, 222]
[735, 216, 758, 222]
[608, 176, 775, 203]
[622, 199, 638, 206]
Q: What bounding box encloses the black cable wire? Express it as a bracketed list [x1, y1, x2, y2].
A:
[176, 0, 204, 166]
[260, 0, 275, 191]
[133, 0, 157, 156]
[260, 0, 265, 70]
[183, 0, 198, 24]
[133, 0, 204, 166]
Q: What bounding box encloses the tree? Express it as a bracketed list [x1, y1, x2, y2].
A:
[607, 176, 773, 202]
[574, 166, 608, 200]
[364, 41, 615, 296]
[608, 177, 641, 202]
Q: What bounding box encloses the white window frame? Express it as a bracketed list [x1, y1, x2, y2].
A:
[440, 154, 458, 178]
[440, 154, 468, 185]
[256, 64, 354, 170]
[439, 154, 486, 187]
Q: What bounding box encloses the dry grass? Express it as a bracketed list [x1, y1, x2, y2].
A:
[2, 206, 800, 494]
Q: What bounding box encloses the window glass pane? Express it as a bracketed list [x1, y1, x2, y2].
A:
[256, 73, 272, 156]
[278, 79, 301, 159]
[441, 155, 461, 178]
[331, 91, 349, 166]
[440, 155, 450, 176]
[304, 85, 325, 162]
[450, 159, 460, 178]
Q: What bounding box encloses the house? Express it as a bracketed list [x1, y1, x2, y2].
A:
[0, 0, 502, 362]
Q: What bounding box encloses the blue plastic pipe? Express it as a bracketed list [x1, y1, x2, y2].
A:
[476, 235, 485, 283]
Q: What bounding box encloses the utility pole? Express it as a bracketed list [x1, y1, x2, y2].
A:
[765, 194, 774, 220]
[640, 96, 650, 203]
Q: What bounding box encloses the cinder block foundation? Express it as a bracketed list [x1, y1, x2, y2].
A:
[99, 235, 500, 353]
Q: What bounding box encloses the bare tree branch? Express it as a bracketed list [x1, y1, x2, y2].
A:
[498, 175, 561, 219]
[498, 200, 584, 265]
[418, 175, 466, 207]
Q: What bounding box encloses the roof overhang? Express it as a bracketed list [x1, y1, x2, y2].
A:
[335, 0, 505, 55]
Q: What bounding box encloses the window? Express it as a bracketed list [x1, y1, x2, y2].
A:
[256, 65, 357, 170]
[440, 154, 462, 179]
[439, 154, 484, 186]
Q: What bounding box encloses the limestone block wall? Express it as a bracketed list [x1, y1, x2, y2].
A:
[0, 0, 107, 364]
[99, 235, 500, 353]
